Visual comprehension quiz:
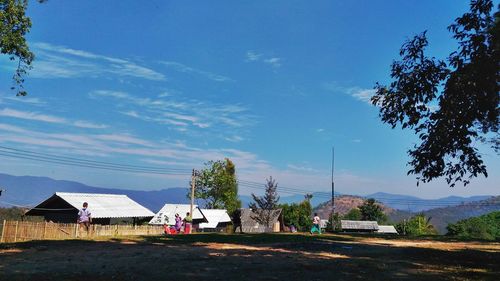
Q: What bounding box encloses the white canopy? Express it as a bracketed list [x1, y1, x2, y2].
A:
[198, 209, 232, 229]
[149, 204, 205, 225]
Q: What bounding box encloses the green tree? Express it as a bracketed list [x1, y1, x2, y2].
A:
[280, 195, 312, 231]
[193, 158, 241, 214]
[249, 176, 280, 228]
[397, 214, 437, 236]
[446, 211, 499, 240]
[359, 198, 387, 223]
[1, 0, 35, 96]
[343, 208, 362, 220]
[372, 0, 500, 187]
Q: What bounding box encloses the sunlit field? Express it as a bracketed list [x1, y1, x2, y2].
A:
[1, 233, 499, 281]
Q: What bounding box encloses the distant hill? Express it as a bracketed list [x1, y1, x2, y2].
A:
[365, 192, 491, 212]
[0, 173, 189, 212]
[313, 195, 396, 220]
[423, 196, 500, 234]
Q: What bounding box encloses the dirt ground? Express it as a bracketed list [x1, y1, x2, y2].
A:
[0, 233, 499, 281]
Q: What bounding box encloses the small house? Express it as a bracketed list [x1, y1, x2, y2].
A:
[340, 220, 379, 233]
[377, 225, 399, 234]
[149, 204, 207, 226]
[240, 208, 283, 233]
[198, 209, 232, 232]
[25, 192, 155, 225]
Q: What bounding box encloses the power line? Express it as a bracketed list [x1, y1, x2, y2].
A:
[0, 146, 192, 175]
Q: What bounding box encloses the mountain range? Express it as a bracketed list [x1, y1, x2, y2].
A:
[0, 173, 498, 232]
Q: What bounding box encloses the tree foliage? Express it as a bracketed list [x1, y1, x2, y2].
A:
[395, 213, 437, 236]
[280, 195, 312, 231]
[0, 0, 34, 96]
[249, 176, 280, 228]
[446, 211, 499, 240]
[193, 158, 241, 214]
[372, 0, 500, 187]
[359, 198, 387, 223]
[343, 207, 362, 221]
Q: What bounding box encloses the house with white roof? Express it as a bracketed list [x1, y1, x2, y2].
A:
[25, 192, 154, 225]
[198, 209, 232, 232]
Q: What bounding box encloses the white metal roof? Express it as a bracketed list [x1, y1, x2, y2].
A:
[149, 204, 205, 225]
[377, 225, 398, 234]
[55, 192, 154, 219]
[340, 220, 379, 230]
[198, 209, 232, 229]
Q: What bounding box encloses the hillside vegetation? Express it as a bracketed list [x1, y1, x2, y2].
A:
[446, 211, 500, 240]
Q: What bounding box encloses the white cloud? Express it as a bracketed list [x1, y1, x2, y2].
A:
[0, 108, 66, 123]
[350, 88, 376, 104]
[225, 135, 244, 142]
[245, 51, 281, 68]
[159, 61, 232, 82]
[0, 108, 108, 129]
[324, 83, 376, 105]
[352, 139, 362, 143]
[245, 51, 263, 61]
[1, 96, 46, 106]
[73, 121, 108, 129]
[316, 128, 325, 133]
[31, 42, 165, 81]
[90, 90, 255, 137]
[264, 57, 281, 68]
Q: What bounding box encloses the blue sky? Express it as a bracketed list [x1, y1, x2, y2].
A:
[0, 0, 498, 198]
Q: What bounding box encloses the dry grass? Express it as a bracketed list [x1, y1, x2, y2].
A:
[0, 233, 498, 280]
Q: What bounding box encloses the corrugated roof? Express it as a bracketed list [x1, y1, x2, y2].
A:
[377, 225, 398, 234]
[198, 209, 232, 229]
[240, 208, 282, 233]
[149, 204, 205, 225]
[340, 220, 379, 230]
[55, 192, 154, 219]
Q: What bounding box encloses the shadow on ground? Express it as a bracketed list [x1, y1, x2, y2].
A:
[0, 233, 498, 281]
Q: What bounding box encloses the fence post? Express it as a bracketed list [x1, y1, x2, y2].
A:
[14, 221, 19, 242]
[74, 223, 78, 238]
[43, 222, 47, 240]
[0, 220, 5, 243]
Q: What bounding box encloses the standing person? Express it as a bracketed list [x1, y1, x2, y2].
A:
[174, 213, 182, 233]
[310, 213, 321, 235]
[183, 212, 193, 234]
[77, 202, 92, 232]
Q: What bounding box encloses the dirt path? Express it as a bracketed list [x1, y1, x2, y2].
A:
[0, 234, 498, 280]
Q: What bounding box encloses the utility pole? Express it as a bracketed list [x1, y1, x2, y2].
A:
[331, 146, 335, 216]
[190, 169, 196, 218]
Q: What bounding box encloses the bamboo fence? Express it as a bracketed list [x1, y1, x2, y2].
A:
[0, 220, 163, 243]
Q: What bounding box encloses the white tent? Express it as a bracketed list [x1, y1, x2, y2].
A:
[149, 204, 206, 225]
[198, 209, 232, 229]
[377, 225, 399, 234]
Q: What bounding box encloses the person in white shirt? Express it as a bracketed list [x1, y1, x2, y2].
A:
[310, 213, 321, 234]
[77, 202, 92, 231]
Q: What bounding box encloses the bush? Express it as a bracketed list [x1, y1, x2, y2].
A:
[446, 211, 500, 240]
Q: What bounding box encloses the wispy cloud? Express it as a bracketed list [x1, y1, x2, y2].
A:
[0, 108, 108, 129]
[30, 42, 165, 81]
[246, 51, 263, 62]
[90, 90, 255, 137]
[324, 82, 376, 105]
[245, 50, 282, 68]
[264, 57, 281, 68]
[159, 61, 232, 82]
[0, 96, 46, 106]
